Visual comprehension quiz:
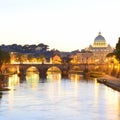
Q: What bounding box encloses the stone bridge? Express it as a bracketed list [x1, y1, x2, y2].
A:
[3, 63, 107, 78]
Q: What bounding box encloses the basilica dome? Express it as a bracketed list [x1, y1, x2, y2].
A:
[93, 32, 107, 47]
[94, 32, 105, 42]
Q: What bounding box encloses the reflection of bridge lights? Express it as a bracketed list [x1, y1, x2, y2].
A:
[94, 78, 100, 102]
[26, 72, 39, 88]
[47, 72, 61, 81]
[69, 74, 82, 81]
[105, 87, 120, 113]
[8, 74, 20, 90]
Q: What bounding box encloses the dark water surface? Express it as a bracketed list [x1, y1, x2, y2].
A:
[0, 73, 120, 120]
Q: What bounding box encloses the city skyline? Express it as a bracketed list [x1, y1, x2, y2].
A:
[0, 0, 120, 51]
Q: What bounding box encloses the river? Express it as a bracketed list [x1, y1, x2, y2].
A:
[0, 72, 120, 120]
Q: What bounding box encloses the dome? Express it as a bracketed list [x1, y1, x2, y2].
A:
[93, 32, 107, 47]
[94, 32, 105, 42]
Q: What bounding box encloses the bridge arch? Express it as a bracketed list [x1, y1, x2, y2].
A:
[19, 64, 72, 78]
[2, 64, 19, 74]
[47, 66, 61, 73]
[4, 67, 17, 74]
[70, 65, 81, 71]
[26, 66, 39, 73]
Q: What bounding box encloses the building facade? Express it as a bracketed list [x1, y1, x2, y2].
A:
[86, 32, 114, 63]
[71, 32, 114, 64]
[71, 51, 94, 64]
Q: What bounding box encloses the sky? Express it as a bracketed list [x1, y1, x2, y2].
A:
[0, 0, 120, 51]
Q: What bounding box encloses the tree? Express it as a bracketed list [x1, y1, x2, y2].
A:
[115, 37, 120, 63]
[0, 49, 10, 73]
[38, 43, 49, 51]
[37, 54, 46, 63]
[106, 52, 115, 58]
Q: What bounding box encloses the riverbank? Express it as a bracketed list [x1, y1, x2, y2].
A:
[97, 74, 120, 92]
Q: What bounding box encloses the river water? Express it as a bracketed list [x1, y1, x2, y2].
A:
[0, 72, 120, 120]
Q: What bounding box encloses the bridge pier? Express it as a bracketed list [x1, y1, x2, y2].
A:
[61, 70, 68, 78]
[40, 69, 47, 79]
[61, 64, 69, 78]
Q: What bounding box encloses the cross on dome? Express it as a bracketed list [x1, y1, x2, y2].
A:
[98, 32, 101, 35]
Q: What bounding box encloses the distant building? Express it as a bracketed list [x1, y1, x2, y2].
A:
[51, 54, 62, 64]
[70, 50, 94, 64]
[71, 32, 114, 64]
[86, 32, 114, 63]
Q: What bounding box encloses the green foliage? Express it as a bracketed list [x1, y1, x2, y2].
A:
[115, 37, 120, 62]
[0, 49, 10, 68]
[106, 52, 115, 57]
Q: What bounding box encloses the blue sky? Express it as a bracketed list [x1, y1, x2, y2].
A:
[0, 0, 120, 51]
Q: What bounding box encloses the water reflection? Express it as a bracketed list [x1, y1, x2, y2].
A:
[47, 72, 61, 82]
[94, 78, 100, 101]
[0, 92, 2, 99]
[8, 74, 20, 90]
[69, 73, 83, 81]
[0, 72, 120, 120]
[46, 72, 62, 99]
[105, 87, 120, 118]
[0, 74, 20, 90]
[26, 71, 39, 88]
